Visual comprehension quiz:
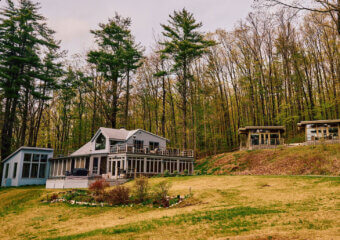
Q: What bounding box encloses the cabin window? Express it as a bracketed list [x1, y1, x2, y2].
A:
[149, 142, 159, 150]
[40, 155, 48, 162]
[5, 163, 9, 178]
[110, 140, 122, 146]
[39, 164, 46, 178]
[31, 163, 39, 178]
[24, 153, 32, 162]
[22, 153, 47, 179]
[95, 133, 106, 150]
[13, 163, 17, 178]
[22, 163, 30, 178]
[270, 134, 279, 145]
[250, 135, 259, 145]
[329, 127, 338, 137]
[134, 140, 144, 150]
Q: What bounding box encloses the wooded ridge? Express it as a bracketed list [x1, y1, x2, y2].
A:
[0, 0, 339, 162]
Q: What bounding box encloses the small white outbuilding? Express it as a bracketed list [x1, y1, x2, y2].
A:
[1, 147, 53, 187]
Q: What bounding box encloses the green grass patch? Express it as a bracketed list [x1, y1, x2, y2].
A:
[46, 206, 282, 240]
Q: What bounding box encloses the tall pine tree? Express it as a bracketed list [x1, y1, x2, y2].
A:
[160, 8, 215, 148]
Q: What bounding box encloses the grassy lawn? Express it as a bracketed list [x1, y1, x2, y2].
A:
[0, 175, 339, 240]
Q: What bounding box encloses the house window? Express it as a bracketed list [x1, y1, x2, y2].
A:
[5, 163, 9, 178]
[95, 133, 106, 150]
[270, 134, 280, 145]
[110, 140, 122, 146]
[134, 140, 144, 149]
[329, 127, 338, 138]
[21, 153, 47, 179]
[149, 142, 159, 150]
[250, 135, 259, 145]
[13, 163, 17, 178]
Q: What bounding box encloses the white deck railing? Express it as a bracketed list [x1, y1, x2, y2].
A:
[110, 144, 194, 158]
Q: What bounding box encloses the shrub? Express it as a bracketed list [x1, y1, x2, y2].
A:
[105, 185, 130, 205]
[153, 180, 172, 204]
[183, 169, 189, 175]
[133, 176, 149, 203]
[48, 193, 58, 201]
[163, 170, 170, 177]
[89, 179, 109, 196]
[173, 170, 179, 176]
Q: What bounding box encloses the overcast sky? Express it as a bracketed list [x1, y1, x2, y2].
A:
[1, 0, 253, 56]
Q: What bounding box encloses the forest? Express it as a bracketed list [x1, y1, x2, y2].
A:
[0, 0, 339, 162]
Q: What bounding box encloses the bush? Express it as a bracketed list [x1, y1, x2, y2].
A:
[163, 170, 170, 177]
[105, 185, 130, 205]
[133, 176, 149, 203]
[153, 180, 172, 204]
[183, 169, 189, 175]
[48, 193, 58, 201]
[173, 170, 179, 176]
[89, 179, 109, 196]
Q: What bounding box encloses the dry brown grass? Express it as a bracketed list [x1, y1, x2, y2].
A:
[196, 144, 340, 176]
[0, 175, 339, 240]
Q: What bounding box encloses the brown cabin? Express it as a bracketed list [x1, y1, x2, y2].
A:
[239, 126, 285, 150]
[297, 119, 340, 142]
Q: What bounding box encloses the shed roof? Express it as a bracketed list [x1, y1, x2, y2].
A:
[297, 119, 340, 126]
[239, 126, 285, 133]
[2, 147, 53, 163]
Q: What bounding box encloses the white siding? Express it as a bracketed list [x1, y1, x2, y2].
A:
[125, 130, 167, 148]
[1, 149, 53, 187]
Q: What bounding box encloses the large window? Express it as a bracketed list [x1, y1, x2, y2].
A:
[95, 133, 106, 150]
[134, 140, 144, 149]
[149, 141, 159, 150]
[22, 153, 48, 179]
[329, 127, 338, 138]
[251, 135, 259, 145]
[270, 134, 280, 145]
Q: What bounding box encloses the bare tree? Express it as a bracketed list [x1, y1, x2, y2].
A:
[254, 0, 340, 34]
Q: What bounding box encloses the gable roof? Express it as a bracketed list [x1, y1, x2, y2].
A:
[70, 141, 93, 157]
[70, 128, 169, 157]
[91, 127, 169, 142]
[239, 126, 285, 134]
[2, 147, 53, 163]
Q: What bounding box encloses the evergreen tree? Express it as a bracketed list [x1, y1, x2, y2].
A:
[88, 14, 142, 128]
[160, 8, 215, 148]
[0, 0, 62, 182]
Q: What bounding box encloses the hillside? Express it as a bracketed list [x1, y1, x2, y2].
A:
[195, 144, 340, 176]
[0, 175, 339, 239]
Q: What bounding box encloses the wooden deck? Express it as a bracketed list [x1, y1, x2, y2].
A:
[110, 144, 194, 158]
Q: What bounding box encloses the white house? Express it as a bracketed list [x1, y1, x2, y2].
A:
[46, 128, 194, 188]
[1, 147, 54, 187]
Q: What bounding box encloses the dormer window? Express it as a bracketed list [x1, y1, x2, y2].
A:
[95, 133, 106, 150]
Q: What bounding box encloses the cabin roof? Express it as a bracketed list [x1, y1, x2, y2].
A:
[1, 147, 53, 163]
[297, 119, 340, 126]
[239, 126, 285, 134]
[70, 127, 169, 157]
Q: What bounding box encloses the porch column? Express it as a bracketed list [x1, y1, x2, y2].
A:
[89, 156, 93, 175]
[161, 159, 164, 174]
[177, 159, 179, 172]
[97, 157, 101, 175]
[144, 157, 147, 173]
[124, 156, 127, 171]
[115, 160, 118, 179]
